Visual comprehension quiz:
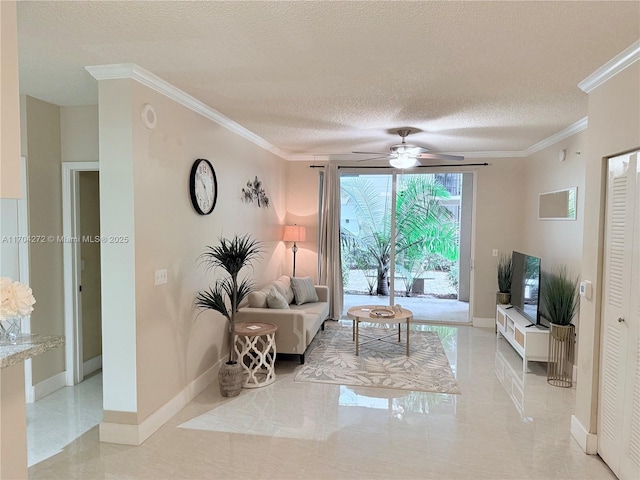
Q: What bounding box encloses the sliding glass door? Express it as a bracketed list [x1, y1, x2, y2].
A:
[340, 170, 472, 323]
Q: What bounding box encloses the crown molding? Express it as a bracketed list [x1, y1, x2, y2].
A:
[288, 155, 330, 162]
[85, 63, 289, 160]
[578, 40, 640, 93]
[521, 117, 588, 157]
[444, 150, 526, 159]
[85, 63, 591, 163]
[297, 118, 588, 161]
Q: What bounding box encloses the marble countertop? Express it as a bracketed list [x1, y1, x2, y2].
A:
[0, 335, 65, 369]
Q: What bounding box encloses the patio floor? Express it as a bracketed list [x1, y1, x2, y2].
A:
[342, 269, 470, 324]
[342, 294, 470, 324]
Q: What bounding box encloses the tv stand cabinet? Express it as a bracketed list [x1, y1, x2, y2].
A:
[496, 305, 549, 374]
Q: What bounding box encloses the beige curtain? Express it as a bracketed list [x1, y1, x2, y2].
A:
[319, 163, 343, 319]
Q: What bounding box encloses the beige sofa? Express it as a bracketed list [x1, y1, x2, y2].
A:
[236, 276, 330, 364]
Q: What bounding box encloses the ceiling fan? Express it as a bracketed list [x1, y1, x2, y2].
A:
[353, 129, 464, 168]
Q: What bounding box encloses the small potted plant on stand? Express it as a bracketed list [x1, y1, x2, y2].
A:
[496, 253, 513, 305]
[196, 234, 262, 397]
[541, 266, 580, 388]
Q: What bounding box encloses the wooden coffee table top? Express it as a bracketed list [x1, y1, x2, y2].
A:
[347, 305, 413, 323]
[234, 322, 278, 336]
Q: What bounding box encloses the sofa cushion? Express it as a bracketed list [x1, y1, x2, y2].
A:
[267, 288, 290, 309]
[248, 286, 272, 308]
[273, 275, 295, 304]
[291, 276, 319, 305]
[290, 301, 329, 321]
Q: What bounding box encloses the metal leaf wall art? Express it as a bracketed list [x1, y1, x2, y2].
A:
[241, 176, 270, 208]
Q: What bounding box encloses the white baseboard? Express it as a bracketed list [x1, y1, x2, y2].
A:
[99, 358, 222, 446]
[25, 384, 35, 404]
[473, 317, 494, 328]
[571, 415, 598, 454]
[33, 371, 66, 402]
[83, 355, 102, 377]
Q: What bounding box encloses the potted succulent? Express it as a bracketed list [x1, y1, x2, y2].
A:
[496, 253, 513, 305]
[196, 234, 262, 397]
[540, 266, 580, 387]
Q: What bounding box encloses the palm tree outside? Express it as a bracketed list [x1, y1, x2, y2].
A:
[341, 173, 459, 299]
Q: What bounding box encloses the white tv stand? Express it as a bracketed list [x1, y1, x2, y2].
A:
[496, 305, 549, 374]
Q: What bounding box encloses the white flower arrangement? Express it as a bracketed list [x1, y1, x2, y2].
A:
[0, 277, 36, 320]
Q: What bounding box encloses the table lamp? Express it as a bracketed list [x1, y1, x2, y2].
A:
[283, 224, 306, 277]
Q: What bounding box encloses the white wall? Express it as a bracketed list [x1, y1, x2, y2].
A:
[23, 95, 65, 385]
[472, 158, 526, 319]
[96, 77, 289, 425]
[61, 106, 98, 162]
[575, 61, 639, 441]
[521, 130, 587, 275]
[0, 0, 22, 199]
[284, 162, 322, 281]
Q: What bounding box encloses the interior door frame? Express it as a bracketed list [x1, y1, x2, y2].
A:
[62, 161, 99, 385]
[596, 151, 639, 477]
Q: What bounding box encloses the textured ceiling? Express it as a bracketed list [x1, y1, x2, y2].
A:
[16, 1, 640, 159]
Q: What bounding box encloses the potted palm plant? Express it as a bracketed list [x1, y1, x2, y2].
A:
[196, 234, 262, 397]
[540, 266, 580, 387]
[496, 253, 512, 305]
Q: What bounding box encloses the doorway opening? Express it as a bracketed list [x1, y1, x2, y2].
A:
[340, 170, 473, 323]
[61, 162, 102, 384]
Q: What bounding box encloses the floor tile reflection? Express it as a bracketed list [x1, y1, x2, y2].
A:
[26, 372, 103, 466]
[29, 325, 615, 479]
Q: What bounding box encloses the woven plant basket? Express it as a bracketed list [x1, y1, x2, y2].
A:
[218, 361, 244, 397]
[496, 292, 511, 305]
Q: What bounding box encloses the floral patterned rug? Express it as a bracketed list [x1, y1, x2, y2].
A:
[294, 324, 461, 394]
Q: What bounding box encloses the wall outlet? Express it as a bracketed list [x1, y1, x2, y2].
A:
[492, 249, 499, 257]
[154, 269, 168, 285]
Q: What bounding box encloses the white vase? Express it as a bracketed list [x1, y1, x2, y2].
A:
[0, 316, 22, 345]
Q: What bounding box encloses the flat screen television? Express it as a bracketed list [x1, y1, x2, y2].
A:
[510, 251, 546, 327]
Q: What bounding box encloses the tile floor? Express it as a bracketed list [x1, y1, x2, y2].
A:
[28, 323, 615, 479]
[26, 371, 103, 467]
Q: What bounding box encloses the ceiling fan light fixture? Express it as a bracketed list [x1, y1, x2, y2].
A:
[389, 152, 418, 169]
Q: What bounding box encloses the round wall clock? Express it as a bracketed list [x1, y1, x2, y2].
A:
[189, 158, 217, 215]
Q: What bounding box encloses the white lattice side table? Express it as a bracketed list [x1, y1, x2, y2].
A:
[234, 322, 278, 388]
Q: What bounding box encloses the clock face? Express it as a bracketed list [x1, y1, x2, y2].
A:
[189, 159, 217, 215]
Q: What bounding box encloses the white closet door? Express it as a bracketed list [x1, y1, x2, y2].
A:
[599, 152, 640, 480]
[619, 153, 639, 480]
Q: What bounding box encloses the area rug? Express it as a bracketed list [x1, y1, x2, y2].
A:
[294, 324, 461, 394]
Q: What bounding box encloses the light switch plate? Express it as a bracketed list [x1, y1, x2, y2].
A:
[579, 280, 592, 300]
[492, 249, 499, 257]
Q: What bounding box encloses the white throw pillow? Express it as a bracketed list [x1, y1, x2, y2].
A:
[273, 275, 295, 304]
[291, 276, 319, 305]
[247, 286, 272, 308]
[266, 288, 290, 309]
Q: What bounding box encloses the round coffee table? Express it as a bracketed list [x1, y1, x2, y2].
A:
[234, 322, 277, 388]
[346, 305, 413, 356]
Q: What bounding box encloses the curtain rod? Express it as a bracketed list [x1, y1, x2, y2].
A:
[309, 163, 489, 169]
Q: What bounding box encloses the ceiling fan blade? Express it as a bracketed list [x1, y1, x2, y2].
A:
[417, 153, 465, 161]
[356, 156, 388, 162]
[352, 151, 389, 155]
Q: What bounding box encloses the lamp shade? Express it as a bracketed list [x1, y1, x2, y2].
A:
[283, 225, 306, 242]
